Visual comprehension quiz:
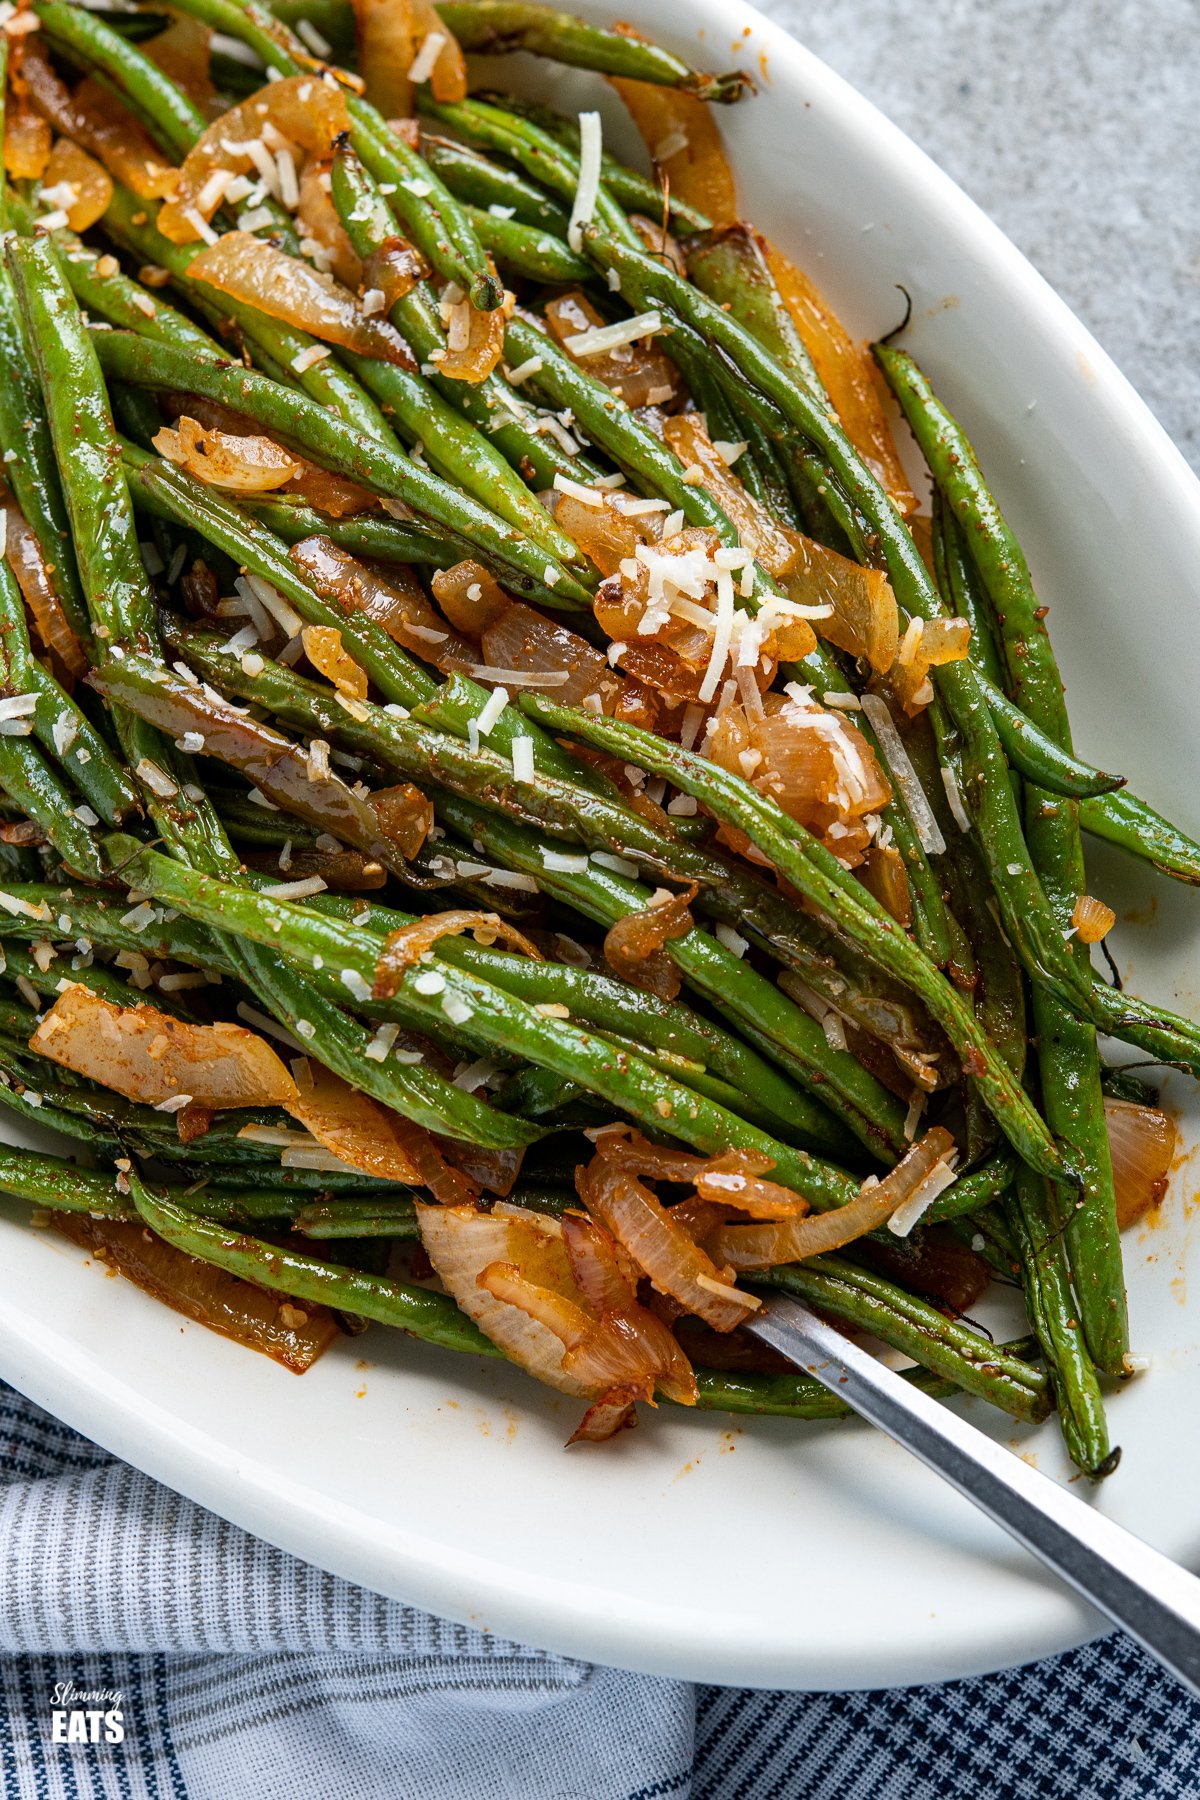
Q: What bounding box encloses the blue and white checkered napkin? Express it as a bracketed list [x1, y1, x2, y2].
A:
[0, 1378, 1193, 1799]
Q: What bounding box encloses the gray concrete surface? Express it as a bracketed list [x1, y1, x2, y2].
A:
[757, 0, 1200, 468]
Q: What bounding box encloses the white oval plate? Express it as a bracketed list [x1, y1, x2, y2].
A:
[3, 0, 1200, 1693]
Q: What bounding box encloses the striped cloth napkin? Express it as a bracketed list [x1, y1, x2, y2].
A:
[0, 1379, 1191, 1798]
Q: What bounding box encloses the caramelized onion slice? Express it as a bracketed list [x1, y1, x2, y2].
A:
[431, 560, 511, 636]
[41, 136, 112, 231]
[4, 105, 51, 180]
[158, 77, 350, 243]
[30, 984, 295, 1110]
[302, 624, 368, 700]
[1072, 894, 1116, 945]
[287, 1057, 462, 1192]
[711, 1127, 959, 1270]
[291, 535, 475, 667]
[544, 290, 679, 410]
[22, 46, 177, 198]
[411, 0, 469, 101]
[51, 1210, 338, 1373]
[416, 1201, 595, 1394]
[437, 281, 506, 383]
[298, 158, 363, 290]
[693, 1152, 810, 1220]
[372, 783, 434, 861]
[579, 1156, 758, 1333]
[190, 233, 415, 366]
[610, 64, 737, 226]
[567, 1387, 641, 1444]
[353, 0, 415, 118]
[154, 415, 302, 493]
[604, 885, 696, 1001]
[780, 530, 899, 673]
[663, 413, 795, 578]
[1106, 1096, 1176, 1229]
[764, 236, 919, 518]
[2, 495, 88, 682]
[372, 909, 541, 1000]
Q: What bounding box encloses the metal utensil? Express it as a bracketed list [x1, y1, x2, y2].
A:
[746, 1293, 1200, 1695]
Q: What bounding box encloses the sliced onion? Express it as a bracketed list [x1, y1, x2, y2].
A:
[610, 62, 737, 226]
[244, 847, 387, 893]
[416, 1202, 595, 1394]
[603, 885, 696, 1001]
[859, 844, 913, 928]
[711, 1127, 958, 1270]
[371, 783, 434, 859]
[291, 535, 475, 667]
[431, 560, 511, 636]
[2, 496, 88, 682]
[1072, 894, 1116, 945]
[579, 1155, 758, 1332]
[22, 47, 177, 198]
[287, 464, 378, 519]
[372, 909, 541, 1000]
[301, 624, 368, 700]
[362, 237, 429, 309]
[481, 601, 621, 711]
[154, 415, 302, 494]
[567, 1387, 641, 1444]
[353, 0, 416, 118]
[298, 158, 363, 291]
[190, 232, 415, 366]
[410, 0, 469, 101]
[287, 1057, 471, 1194]
[764, 236, 919, 517]
[158, 77, 350, 244]
[1106, 1096, 1176, 1229]
[438, 282, 506, 384]
[41, 136, 112, 231]
[30, 984, 295, 1109]
[550, 488, 660, 579]
[663, 413, 795, 579]
[891, 615, 971, 714]
[693, 1152, 810, 1220]
[50, 1210, 338, 1373]
[544, 289, 680, 410]
[779, 530, 899, 673]
[4, 107, 52, 184]
[142, 15, 218, 116]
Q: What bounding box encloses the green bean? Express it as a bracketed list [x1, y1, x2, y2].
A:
[1006, 1167, 1114, 1474]
[234, 494, 454, 565]
[420, 133, 572, 229]
[0, 558, 140, 827]
[933, 489, 1005, 686]
[93, 330, 590, 610]
[436, 3, 751, 102]
[0, 267, 92, 654]
[1080, 789, 1200, 886]
[464, 205, 594, 285]
[925, 1150, 1018, 1223]
[0, 1145, 129, 1217]
[981, 676, 1125, 800]
[754, 1256, 1050, 1423]
[877, 344, 1125, 1373]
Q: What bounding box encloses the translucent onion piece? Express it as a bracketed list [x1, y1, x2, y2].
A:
[2, 495, 88, 682]
[544, 290, 679, 410]
[292, 535, 475, 667]
[763, 237, 919, 517]
[859, 844, 913, 928]
[244, 847, 387, 893]
[663, 413, 794, 578]
[438, 284, 505, 384]
[154, 415, 302, 493]
[371, 783, 435, 860]
[550, 488, 660, 579]
[610, 64, 737, 226]
[30, 984, 295, 1110]
[431, 560, 511, 636]
[779, 530, 899, 673]
[298, 158, 364, 291]
[411, 0, 469, 102]
[1106, 1096, 1176, 1229]
[891, 615, 972, 714]
[603, 884, 697, 1001]
[41, 137, 112, 231]
[1072, 894, 1117, 945]
[415, 1202, 595, 1394]
[481, 601, 621, 711]
[142, 15, 218, 117]
[579, 1156, 758, 1332]
[567, 1387, 641, 1443]
[287, 1057, 462, 1190]
[353, 0, 414, 117]
[3, 106, 51, 180]
[693, 1152, 810, 1220]
[711, 1127, 958, 1270]
[158, 77, 350, 243]
[190, 232, 415, 366]
[22, 48, 177, 198]
[362, 236, 429, 308]
[286, 464, 378, 519]
[50, 1210, 338, 1373]
[301, 624, 369, 700]
[372, 909, 541, 1000]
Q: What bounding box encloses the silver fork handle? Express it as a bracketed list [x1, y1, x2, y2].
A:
[749, 1294, 1200, 1696]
